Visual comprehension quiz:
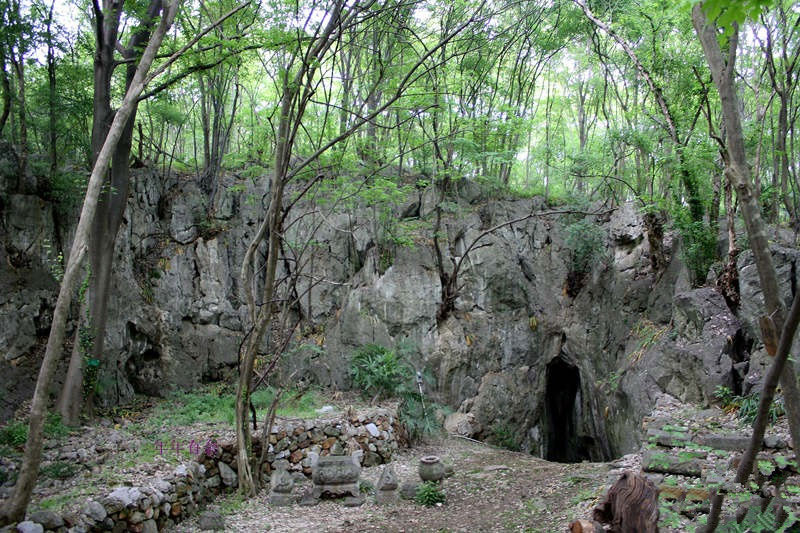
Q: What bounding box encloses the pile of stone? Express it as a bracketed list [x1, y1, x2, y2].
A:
[200, 408, 400, 485]
[603, 399, 799, 527]
[4, 408, 402, 532]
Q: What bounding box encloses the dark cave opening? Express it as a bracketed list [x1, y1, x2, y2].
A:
[544, 357, 590, 463]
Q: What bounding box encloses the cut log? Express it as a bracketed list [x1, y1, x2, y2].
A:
[593, 471, 660, 533]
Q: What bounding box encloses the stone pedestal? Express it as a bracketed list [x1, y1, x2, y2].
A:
[311, 455, 361, 501]
[268, 468, 294, 506]
[375, 464, 399, 505]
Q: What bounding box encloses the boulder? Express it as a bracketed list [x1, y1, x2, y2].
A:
[444, 412, 476, 437]
[28, 510, 63, 529]
[218, 461, 237, 487]
[82, 501, 107, 523]
[15, 522, 43, 533]
[198, 511, 225, 531]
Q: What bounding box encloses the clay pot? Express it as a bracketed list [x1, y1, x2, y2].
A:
[418, 455, 445, 482]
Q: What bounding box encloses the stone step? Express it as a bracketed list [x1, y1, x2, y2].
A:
[642, 450, 705, 477]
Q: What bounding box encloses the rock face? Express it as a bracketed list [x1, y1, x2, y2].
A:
[2, 161, 793, 460]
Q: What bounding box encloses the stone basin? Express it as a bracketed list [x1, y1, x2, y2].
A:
[312, 455, 360, 485]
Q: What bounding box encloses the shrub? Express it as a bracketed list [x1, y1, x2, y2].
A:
[0, 421, 28, 447]
[398, 391, 447, 443]
[672, 207, 716, 286]
[358, 480, 375, 495]
[350, 344, 411, 400]
[0, 413, 70, 447]
[565, 219, 605, 276]
[488, 422, 520, 451]
[41, 461, 79, 480]
[714, 386, 784, 425]
[415, 481, 446, 506]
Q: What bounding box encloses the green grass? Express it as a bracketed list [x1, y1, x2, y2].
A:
[41, 461, 80, 479]
[34, 492, 76, 512]
[216, 492, 248, 515]
[134, 385, 321, 435]
[0, 412, 72, 448]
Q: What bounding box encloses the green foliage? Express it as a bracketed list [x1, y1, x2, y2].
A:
[41, 239, 64, 281]
[718, 499, 799, 532]
[41, 460, 79, 480]
[698, 0, 776, 32]
[141, 384, 319, 431]
[398, 391, 447, 443]
[488, 421, 521, 451]
[0, 412, 71, 447]
[714, 386, 785, 425]
[358, 479, 375, 495]
[565, 218, 605, 276]
[349, 344, 411, 400]
[629, 319, 668, 363]
[672, 206, 716, 286]
[415, 481, 446, 506]
[0, 420, 28, 446]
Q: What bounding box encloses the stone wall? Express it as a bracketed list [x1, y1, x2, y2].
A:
[11, 410, 401, 532]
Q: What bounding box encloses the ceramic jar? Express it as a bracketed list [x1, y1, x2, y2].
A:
[418, 455, 445, 482]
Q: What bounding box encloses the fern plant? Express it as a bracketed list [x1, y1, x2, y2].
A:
[415, 481, 446, 506]
[350, 344, 411, 400]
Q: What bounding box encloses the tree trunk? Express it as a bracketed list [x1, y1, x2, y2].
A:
[46, 0, 57, 179]
[0, 4, 178, 524]
[0, 49, 10, 136]
[58, 0, 164, 420]
[11, 54, 26, 181]
[693, 5, 800, 529]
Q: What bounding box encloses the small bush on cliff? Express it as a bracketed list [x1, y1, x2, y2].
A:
[671, 206, 716, 286]
[564, 218, 605, 296]
[350, 344, 411, 400]
[565, 219, 605, 276]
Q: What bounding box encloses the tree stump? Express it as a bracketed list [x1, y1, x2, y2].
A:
[593, 471, 660, 533]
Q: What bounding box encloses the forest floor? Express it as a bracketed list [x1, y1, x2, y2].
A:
[172, 436, 614, 533]
[1, 387, 797, 532]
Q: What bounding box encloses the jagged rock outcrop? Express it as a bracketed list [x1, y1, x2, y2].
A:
[2, 150, 797, 460]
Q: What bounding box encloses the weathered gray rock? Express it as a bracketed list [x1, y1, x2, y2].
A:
[217, 461, 237, 487]
[28, 510, 64, 529]
[82, 501, 107, 522]
[104, 486, 141, 512]
[270, 468, 293, 494]
[642, 449, 704, 477]
[142, 519, 158, 533]
[198, 511, 225, 531]
[763, 435, 788, 449]
[376, 464, 398, 491]
[695, 433, 751, 452]
[444, 412, 476, 437]
[364, 423, 380, 438]
[311, 455, 361, 500]
[647, 428, 691, 448]
[399, 481, 419, 500]
[375, 465, 399, 505]
[15, 521, 44, 533]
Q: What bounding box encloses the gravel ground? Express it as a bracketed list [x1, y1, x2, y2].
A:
[171, 437, 610, 533]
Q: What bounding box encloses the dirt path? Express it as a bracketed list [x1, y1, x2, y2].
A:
[172, 437, 610, 533]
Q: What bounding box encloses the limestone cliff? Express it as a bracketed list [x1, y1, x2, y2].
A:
[2, 154, 796, 461]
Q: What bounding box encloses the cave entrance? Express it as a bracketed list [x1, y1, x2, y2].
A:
[544, 357, 590, 463]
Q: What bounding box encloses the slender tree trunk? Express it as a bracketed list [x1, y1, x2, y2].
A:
[693, 4, 800, 451]
[0, 50, 10, 136]
[11, 55, 26, 180]
[0, 4, 178, 523]
[47, 0, 57, 179]
[58, 0, 166, 421]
